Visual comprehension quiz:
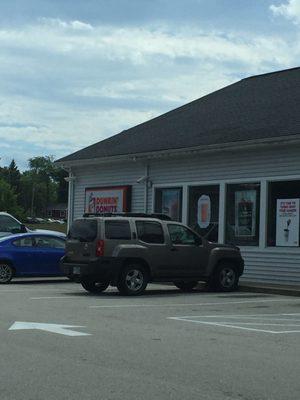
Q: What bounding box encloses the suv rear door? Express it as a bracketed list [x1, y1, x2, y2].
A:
[66, 218, 98, 262]
[135, 220, 169, 276]
[166, 223, 208, 277]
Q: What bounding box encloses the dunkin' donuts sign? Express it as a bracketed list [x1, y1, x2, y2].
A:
[85, 186, 131, 214]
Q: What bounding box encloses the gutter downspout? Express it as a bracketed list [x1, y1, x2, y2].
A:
[144, 164, 149, 213]
[65, 169, 75, 231]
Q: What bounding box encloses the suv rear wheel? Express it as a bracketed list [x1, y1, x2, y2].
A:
[81, 279, 110, 293]
[117, 263, 148, 296]
[174, 281, 198, 292]
[209, 262, 239, 292]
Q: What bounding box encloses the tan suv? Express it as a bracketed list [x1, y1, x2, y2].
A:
[60, 213, 244, 295]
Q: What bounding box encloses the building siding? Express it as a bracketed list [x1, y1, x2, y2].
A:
[70, 143, 300, 285]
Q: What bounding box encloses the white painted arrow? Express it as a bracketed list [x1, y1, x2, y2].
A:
[9, 322, 91, 337]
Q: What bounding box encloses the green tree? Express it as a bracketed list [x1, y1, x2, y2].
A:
[0, 178, 24, 219]
[25, 156, 67, 216]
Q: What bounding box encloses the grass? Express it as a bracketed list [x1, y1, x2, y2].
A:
[26, 223, 68, 234]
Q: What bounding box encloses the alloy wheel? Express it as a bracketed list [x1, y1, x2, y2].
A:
[0, 264, 13, 283]
[125, 269, 144, 291]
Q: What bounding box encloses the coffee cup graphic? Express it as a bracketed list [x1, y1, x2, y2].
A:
[284, 219, 291, 242]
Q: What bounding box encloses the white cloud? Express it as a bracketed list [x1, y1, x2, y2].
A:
[0, 17, 299, 167]
[270, 0, 300, 24]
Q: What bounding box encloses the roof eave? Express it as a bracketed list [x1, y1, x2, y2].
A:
[55, 134, 300, 169]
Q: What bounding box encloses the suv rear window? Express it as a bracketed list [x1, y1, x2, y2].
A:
[105, 220, 131, 240]
[136, 221, 164, 244]
[68, 219, 97, 242]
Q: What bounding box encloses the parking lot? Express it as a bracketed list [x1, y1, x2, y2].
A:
[1, 280, 300, 400]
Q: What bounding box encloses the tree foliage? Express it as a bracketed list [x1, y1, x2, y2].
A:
[0, 156, 68, 218]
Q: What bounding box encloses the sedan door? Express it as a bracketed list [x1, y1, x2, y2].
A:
[11, 236, 36, 275]
[166, 223, 208, 278]
[30, 236, 65, 276]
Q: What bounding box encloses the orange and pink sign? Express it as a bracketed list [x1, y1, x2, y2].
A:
[85, 186, 131, 214]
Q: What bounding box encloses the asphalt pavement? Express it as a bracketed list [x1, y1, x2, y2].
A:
[1, 280, 300, 400]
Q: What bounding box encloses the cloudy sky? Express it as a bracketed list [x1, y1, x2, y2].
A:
[0, 0, 299, 169]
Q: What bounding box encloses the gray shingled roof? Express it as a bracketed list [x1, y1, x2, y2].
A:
[57, 67, 300, 163]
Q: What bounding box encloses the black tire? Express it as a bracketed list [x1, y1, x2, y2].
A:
[81, 279, 110, 293]
[174, 281, 198, 292]
[209, 262, 239, 292]
[0, 262, 13, 284]
[117, 263, 148, 296]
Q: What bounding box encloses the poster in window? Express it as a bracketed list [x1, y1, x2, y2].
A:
[276, 199, 299, 246]
[235, 190, 256, 237]
[197, 195, 211, 228]
[161, 189, 181, 221]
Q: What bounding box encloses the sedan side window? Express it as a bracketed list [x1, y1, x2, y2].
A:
[13, 237, 34, 247]
[33, 236, 65, 249]
[168, 224, 201, 246]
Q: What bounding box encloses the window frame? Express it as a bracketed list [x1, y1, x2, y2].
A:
[154, 187, 183, 222]
[187, 184, 220, 243]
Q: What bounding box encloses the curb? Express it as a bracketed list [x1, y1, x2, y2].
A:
[239, 284, 300, 297]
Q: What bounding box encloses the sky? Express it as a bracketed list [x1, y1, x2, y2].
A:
[0, 0, 300, 169]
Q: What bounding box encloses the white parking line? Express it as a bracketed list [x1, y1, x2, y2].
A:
[168, 313, 300, 334]
[30, 296, 80, 300]
[89, 298, 299, 309]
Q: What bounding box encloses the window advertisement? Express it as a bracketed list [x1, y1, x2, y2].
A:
[267, 180, 300, 247]
[155, 188, 182, 222]
[188, 185, 219, 242]
[226, 183, 260, 246]
[276, 199, 299, 247]
[234, 190, 256, 237]
[85, 186, 131, 214]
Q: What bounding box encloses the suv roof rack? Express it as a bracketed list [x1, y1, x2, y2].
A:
[82, 212, 172, 221]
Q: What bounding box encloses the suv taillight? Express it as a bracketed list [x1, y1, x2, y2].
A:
[96, 240, 105, 257]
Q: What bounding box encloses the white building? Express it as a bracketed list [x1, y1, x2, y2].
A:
[57, 67, 300, 285]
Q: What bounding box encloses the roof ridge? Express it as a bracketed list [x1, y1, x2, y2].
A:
[244, 66, 300, 81]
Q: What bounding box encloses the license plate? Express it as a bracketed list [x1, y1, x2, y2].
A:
[73, 267, 81, 274]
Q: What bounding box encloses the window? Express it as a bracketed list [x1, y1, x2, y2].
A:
[267, 180, 300, 247]
[168, 224, 201, 246]
[155, 188, 182, 222]
[136, 221, 164, 244]
[105, 220, 131, 240]
[0, 216, 22, 233]
[68, 219, 97, 242]
[188, 185, 219, 242]
[225, 183, 260, 246]
[13, 237, 33, 247]
[33, 236, 65, 249]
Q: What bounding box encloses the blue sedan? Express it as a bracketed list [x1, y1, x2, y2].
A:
[0, 233, 65, 283]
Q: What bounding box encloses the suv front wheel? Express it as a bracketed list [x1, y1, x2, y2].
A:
[117, 263, 148, 296]
[209, 262, 239, 292]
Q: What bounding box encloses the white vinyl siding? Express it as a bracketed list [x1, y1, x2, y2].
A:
[70, 142, 300, 285]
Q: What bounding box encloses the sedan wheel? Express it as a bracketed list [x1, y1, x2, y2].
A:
[0, 263, 13, 284]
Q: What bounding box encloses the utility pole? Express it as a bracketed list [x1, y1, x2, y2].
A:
[30, 185, 35, 216]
